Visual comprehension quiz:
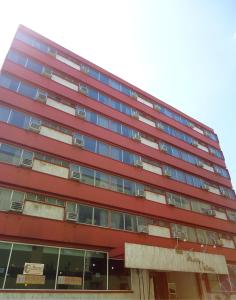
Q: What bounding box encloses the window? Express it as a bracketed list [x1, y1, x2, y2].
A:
[125, 214, 137, 231]
[110, 176, 123, 193]
[110, 146, 122, 161]
[26, 59, 44, 74]
[83, 136, 97, 153]
[93, 208, 108, 227]
[97, 142, 110, 157]
[0, 74, 20, 91]
[111, 212, 124, 230]
[108, 259, 131, 290]
[95, 172, 110, 189]
[8, 51, 27, 66]
[8, 110, 29, 128]
[78, 205, 93, 225]
[18, 82, 37, 99]
[0, 242, 11, 288]
[123, 180, 135, 195]
[87, 88, 99, 100]
[97, 115, 109, 129]
[5, 244, 59, 289]
[84, 251, 107, 290]
[86, 110, 97, 124]
[99, 93, 110, 106]
[57, 248, 84, 290]
[0, 144, 22, 165]
[0, 188, 12, 211]
[0, 106, 11, 122]
[80, 167, 95, 186]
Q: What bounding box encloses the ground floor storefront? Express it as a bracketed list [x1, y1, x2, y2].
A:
[0, 241, 235, 299]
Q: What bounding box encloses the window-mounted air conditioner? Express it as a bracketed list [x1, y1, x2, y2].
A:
[132, 132, 141, 142]
[153, 104, 162, 112]
[75, 108, 86, 119]
[42, 67, 52, 78]
[79, 85, 88, 95]
[131, 110, 139, 119]
[201, 183, 210, 191]
[159, 143, 168, 153]
[191, 140, 199, 147]
[163, 168, 171, 178]
[66, 212, 78, 222]
[207, 209, 216, 217]
[187, 121, 194, 128]
[131, 92, 138, 99]
[10, 201, 24, 213]
[19, 157, 33, 169]
[135, 189, 145, 198]
[196, 160, 204, 168]
[167, 197, 176, 206]
[134, 158, 143, 168]
[137, 225, 148, 234]
[48, 48, 57, 57]
[80, 65, 89, 74]
[72, 136, 84, 148]
[35, 90, 48, 103]
[27, 119, 42, 133]
[69, 170, 81, 181]
[156, 122, 164, 130]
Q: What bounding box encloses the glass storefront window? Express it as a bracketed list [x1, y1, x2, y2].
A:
[57, 248, 84, 290]
[84, 251, 107, 290]
[0, 242, 11, 288]
[108, 259, 131, 290]
[5, 244, 58, 289]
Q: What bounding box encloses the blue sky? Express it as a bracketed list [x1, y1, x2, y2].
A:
[0, 0, 235, 189]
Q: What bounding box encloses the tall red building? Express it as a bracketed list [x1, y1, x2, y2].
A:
[0, 25, 235, 299]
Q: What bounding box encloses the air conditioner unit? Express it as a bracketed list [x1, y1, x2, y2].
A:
[201, 184, 210, 191]
[191, 140, 198, 147]
[66, 211, 78, 222]
[135, 189, 145, 198]
[207, 209, 216, 217]
[173, 231, 186, 241]
[27, 119, 42, 133]
[163, 168, 171, 177]
[35, 90, 48, 103]
[196, 160, 204, 168]
[10, 201, 23, 212]
[156, 122, 164, 130]
[80, 65, 89, 74]
[79, 85, 88, 95]
[137, 225, 148, 234]
[69, 170, 81, 181]
[19, 157, 33, 168]
[42, 67, 52, 78]
[167, 197, 176, 206]
[132, 132, 141, 142]
[203, 130, 211, 137]
[153, 104, 162, 111]
[131, 92, 138, 99]
[187, 121, 194, 128]
[72, 136, 84, 148]
[215, 239, 223, 247]
[48, 48, 57, 57]
[131, 111, 139, 119]
[134, 158, 143, 168]
[75, 108, 86, 119]
[160, 143, 168, 153]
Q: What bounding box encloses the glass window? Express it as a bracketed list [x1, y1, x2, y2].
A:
[109, 79, 120, 91]
[0, 144, 22, 165]
[110, 146, 122, 161]
[99, 93, 110, 106]
[121, 125, 132, 138]
[8, 110, 28, 128]
[110, 176, 124, 193]
[0, 74, 20, 91]
[18, 82, 37, 99]
[97, 142, 110, 157]
[108, 259, 131, 290]
[86, 111, 97, 124]
[93, 208, 108, 227]
[0, 188, 12, 211]
[8, 51, 27, 66]
[5, 244, 58, 289]
[78, 205, 93, 225]
[0, 242, 11, 288]
[100, 73, 109, 85]
[88, 88, 99, 100]
[84, 251, 107, 290]
[88, 68, 99, 80]
[83, 136, 97, 153]
[109, 120, 122, 134]
[121, 104, 132, 115]
[97, 115, 109, 129]
[110, 99, 120, 111]
[123, 180, 135, 195]
[26, 59, 43, 74]
[123, 151, 135, 165]
[111, 212, 124, 230]
[125, 214, 137, 231]
[95, 172, 110, 189]
[57, 248, 84, 290]
[80, 167, 95, 186]
[121, 85, 131, 96]
[11, 191, 24, 203]
[0, 106, 11, 122]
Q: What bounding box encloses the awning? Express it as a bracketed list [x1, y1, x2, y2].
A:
[125, 243, 228, 274]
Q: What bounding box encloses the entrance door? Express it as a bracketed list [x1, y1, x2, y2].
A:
[153, 271, 169, 300]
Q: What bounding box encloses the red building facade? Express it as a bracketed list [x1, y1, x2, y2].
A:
[0, 25, 235, 299]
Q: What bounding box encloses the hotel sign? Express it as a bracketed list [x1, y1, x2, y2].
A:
[125, 243, 229, 274]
